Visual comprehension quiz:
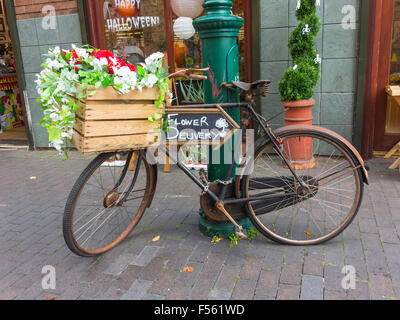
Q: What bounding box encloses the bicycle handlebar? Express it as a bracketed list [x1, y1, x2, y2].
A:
[168, 67, 209, 81]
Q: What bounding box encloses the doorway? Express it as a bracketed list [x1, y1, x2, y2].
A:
[363, 0, 400, 158]
[0, 0, 27, 148]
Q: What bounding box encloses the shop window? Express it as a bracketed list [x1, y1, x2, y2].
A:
[0, 0, 25, 140]
[95, 0, 249, 105]
[101, 0, 167, 63]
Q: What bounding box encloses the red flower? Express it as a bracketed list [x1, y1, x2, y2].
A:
[63, 50, 82, 71]
[127, 64, 136, 72]
[94, 50, 115, 62]
[108, 64, 114, 75]
[92, 49, 136, 74]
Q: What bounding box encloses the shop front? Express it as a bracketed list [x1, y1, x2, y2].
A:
[0, 0, 26, 146]
[82, 0, 253, 100]
[10, 0, 399, 158]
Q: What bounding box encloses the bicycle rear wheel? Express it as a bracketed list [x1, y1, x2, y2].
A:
[63, 151, 152, 257]
[242, 130, 363, 246]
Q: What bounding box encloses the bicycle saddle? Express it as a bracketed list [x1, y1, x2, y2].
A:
[231, 80, 270, 92]
[222, 80, 271, 97]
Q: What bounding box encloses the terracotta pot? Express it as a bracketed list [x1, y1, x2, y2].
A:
[282, 99, 315, 170]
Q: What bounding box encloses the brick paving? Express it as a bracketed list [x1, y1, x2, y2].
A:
[0, 149, 399, 300]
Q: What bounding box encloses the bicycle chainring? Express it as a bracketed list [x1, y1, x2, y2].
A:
[200, 182, 247, 222]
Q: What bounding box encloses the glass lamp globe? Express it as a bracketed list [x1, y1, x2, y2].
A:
[173, 17, 195, 40]
[171, 0, 204, 19]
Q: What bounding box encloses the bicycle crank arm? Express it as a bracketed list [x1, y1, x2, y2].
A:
[215, 201, 248, 240]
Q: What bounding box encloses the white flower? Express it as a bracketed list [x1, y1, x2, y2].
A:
[50, 113, 61, 122]
[145, 52, 164, 65]
[46, 58, 63, 70]
[146, 74, 158, 88]
[52, 46, 60, 55]
[75, 47, 89, 60]
[51, 140, 63, 152]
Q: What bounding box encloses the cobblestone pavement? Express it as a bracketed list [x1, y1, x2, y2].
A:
[0, 149, 399, 300]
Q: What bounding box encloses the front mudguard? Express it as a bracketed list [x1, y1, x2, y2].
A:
[147, 164, 158, 208]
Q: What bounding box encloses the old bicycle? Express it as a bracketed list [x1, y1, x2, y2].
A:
[63, 69, 369, 257]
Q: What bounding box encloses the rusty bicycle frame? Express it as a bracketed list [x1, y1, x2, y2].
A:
[143, 99, 370, 238]
[63, 67, 371, 256]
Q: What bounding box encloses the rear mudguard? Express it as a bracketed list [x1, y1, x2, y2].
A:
[236, 125, 369, 193]
[273, 125, 369, 185]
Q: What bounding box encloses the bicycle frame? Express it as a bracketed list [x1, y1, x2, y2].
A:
[158, 101, 306, 206]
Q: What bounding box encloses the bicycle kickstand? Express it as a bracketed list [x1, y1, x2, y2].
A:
[215, 201, 248, 240]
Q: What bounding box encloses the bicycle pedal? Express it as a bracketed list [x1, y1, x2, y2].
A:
[235, 226, 248, 240]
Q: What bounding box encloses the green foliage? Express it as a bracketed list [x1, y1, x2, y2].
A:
[247, 227, 260, 241]
[279, 0, 321, 102]
[295, 0, 317, 20]
[229, 234, 239, 248]
[279, 62, 320, 101]
[179, 79, 205, 103]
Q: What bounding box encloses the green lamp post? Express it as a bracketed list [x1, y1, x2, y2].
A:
[193, 0, 252, 238]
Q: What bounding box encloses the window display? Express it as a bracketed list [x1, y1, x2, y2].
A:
[0, 0, 23, 136]
[101, 0, 166, 63]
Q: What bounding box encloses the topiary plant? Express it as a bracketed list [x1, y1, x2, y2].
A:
[279, 0, 322, 102]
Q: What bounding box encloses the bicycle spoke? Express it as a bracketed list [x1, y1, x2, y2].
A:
[64, 152, 151, 256]
[245, 131, 362, 245]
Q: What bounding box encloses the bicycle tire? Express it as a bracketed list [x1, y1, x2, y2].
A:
[63, 151, 152, 257]
[242, 130, 364, 246]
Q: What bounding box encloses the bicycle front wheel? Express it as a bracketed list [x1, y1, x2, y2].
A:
[242, 130, 364, 246]
[63, 151, 152, 257]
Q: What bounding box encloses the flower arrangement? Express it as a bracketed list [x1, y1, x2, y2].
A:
[36, 45, 170, 158]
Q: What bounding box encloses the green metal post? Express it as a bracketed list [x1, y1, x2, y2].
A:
[194, 0, 252, 238]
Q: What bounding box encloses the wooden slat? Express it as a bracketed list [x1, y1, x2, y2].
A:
[85, 86, 159, 101]
[389, 158, 400, 170]
[70, 87, 162, 154]
[74, 118, 158, 137]
[76, 103, 159, 120]
[71, 130, 159, 154]
[70, 130, 84, 153]
[384, 141, 400, 158]
[165, 108, 221, 114]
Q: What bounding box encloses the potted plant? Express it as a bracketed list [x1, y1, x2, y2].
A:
[36, 46, 171, 159]
[278, 0, 321, 169]
[178, 78, 205, 105]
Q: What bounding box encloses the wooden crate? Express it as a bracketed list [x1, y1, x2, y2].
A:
[71, 87, 161, 154]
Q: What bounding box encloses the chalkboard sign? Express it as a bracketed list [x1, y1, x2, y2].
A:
[163, 105, 240, 145]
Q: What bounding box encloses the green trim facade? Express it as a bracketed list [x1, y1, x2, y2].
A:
[10, 0, 367, 150]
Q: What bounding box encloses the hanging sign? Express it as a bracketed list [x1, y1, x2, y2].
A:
[163, 105, 240, 146]
[106, 0, 161, 32]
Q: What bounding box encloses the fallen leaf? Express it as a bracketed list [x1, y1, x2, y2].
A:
[30, 176, 37, 180]
[306, 231, 312, 236]
[152, 236, 160, 242]
[182, 266, 194, 273]
[211, 237, 223, 244]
